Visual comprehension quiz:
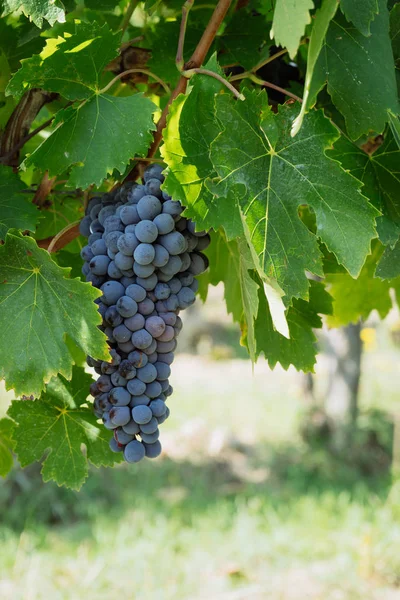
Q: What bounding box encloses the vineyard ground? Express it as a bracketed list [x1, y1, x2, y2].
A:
[0, 348, 399, 600]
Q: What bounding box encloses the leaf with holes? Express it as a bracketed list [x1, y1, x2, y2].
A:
[0, 231, 109, 396]
[209, 91, 378, 302]
[8, 366, 122, 489]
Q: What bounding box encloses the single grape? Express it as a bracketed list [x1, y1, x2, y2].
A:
[105, 305, 123, 327]
[152, 244, 169, 268]
[154, 282, 171, 300]
[134, 243, 155, 266]
[104, 215, 124, 233]
[115, 252, 134, 271]
[105, 230, 123, 253]
[195, 233, 211, 251]
[154, 362, 171, 381]
[97, 375, 113, 393]
[136, 363, 157, 383]
[90, 219, 104, 234]
[110, 371, 127, 387]
[122, 420, 140, 435]
[133, 262, 155, 278]
[125, 313, 146, 332]
[177, 287, 196, 309]
[110, 406, 131, 426]
[126, 284, 147, 303]
[113, 324, 132, 343]
[118, 359, 137, 380]
[120, 204, 140, 225]
[153, 213, 175, 235]
[137, 298, 155, 316]
[136, 274, 158, 291]
[139, 417, 158, 434]
[109, 437, 123, 452]
[159, 231, 186, 255]
[128, 350, 148, 368]
[190, 279, 199, 293]
[157, 339, 177, 353]
[145, 381, 162, 398]
[160, 312, 177, 326]
[141, 429, 160, 444]
[179, 272, 194, 286]
[144, 178, 162, 199]
[135, 220, 158, 243]
[91, 238, 107, 256]
[81, 245, 94, 261]
[130, 394, 151, 407]
[168, 278, 182, 294]
[143, 440, 162, 458]
[101, 281, 125, 305]
[79, 215, 92, 237]
[165, 294, 179, 311]
[179, 252, 191, 272]
[114, 428, 135, 445]
[109, 386, 131, 406]
[131, 328, 153, 349]
[116, 296, 138, 318]
[157, 325, 175, 342]
[117, 233, 139, 256]
[128, 185, 146, 203]
[119, 340, 135, 353]
[150, 399, 167, 417]
[189, 252, 208, 275]
[143, 163, 164, 182]
[145, 316, 166, 338]
[147, 352, 158, 364]
[137, 195, 162, 220]
[162, 200, 183, 220]
[98, 205, 117, 226]
[90, 255, 110, 276]
[127, 378, 147, 396]
[124, 440, 145, 463]
[143, 338, 157, 355]
[132, 405, 152, 424]
[107, 261, 123, 279]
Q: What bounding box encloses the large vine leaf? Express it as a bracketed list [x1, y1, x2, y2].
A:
[7, 21, 119, 100]
[254, 278, 332, 372]
[340, 0, 379, 36]
[307, 0, 399, 140]
[0, 231, 109, 396]
[8, 366, 121, 490]
[0, 418, 15, 478]
[0, 165, 40, 240]
[1, 0, 66, 28]
[376, 240, 400, 279]
[24, 94, 157, 189]
[328, 132, 400, 247]
[390, 1, 400, 60]
[326, 243, 398, 326]
[0, 19, 46, 73]
[209, 91, 378, 302]
[270, 0, 314, 59]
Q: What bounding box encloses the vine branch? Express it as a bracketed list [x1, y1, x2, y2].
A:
[0, 116, 54, 164]
[126, 0, 233, 178]
[182, 68, 245, 100]
[120, 0, 140, 36]
[248, 74, 302, 103]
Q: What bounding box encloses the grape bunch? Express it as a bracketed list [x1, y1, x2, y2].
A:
[79, 163, 210, 463]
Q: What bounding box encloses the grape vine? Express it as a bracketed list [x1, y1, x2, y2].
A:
[0, 0, 398, 488]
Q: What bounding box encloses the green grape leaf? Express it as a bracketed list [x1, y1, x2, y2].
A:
[375, 239, 400, 279]
[0, 231, 109, 396]
[161, 56, 237, 235]
[34, 195, 85, 253]
[326, 243, 396, 326]
[202, 231, 259, 359]
[307, 0, 399, 140]
[340, 0, 379, 36]
[1, 0, 65, 28]
[209, 91, 378, 302]
[292, 0, 338, 136]
[0, 418, 15, 477]
[7, 366, 121, 490]
[254, 278, 333, 372]
[24, 94, 156, 189]
[0, 165, 40, 240]
[328, 132, 400, 247]
[390, 2, 400, 60]
[7, 22, 119, 100]
[271, 0, 314, 59]
[218, 12, 271, 70]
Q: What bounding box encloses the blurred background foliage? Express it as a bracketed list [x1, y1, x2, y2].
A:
[1, 284, 400, 599]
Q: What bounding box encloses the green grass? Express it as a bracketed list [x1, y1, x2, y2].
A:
[0, 349, 400, 599]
